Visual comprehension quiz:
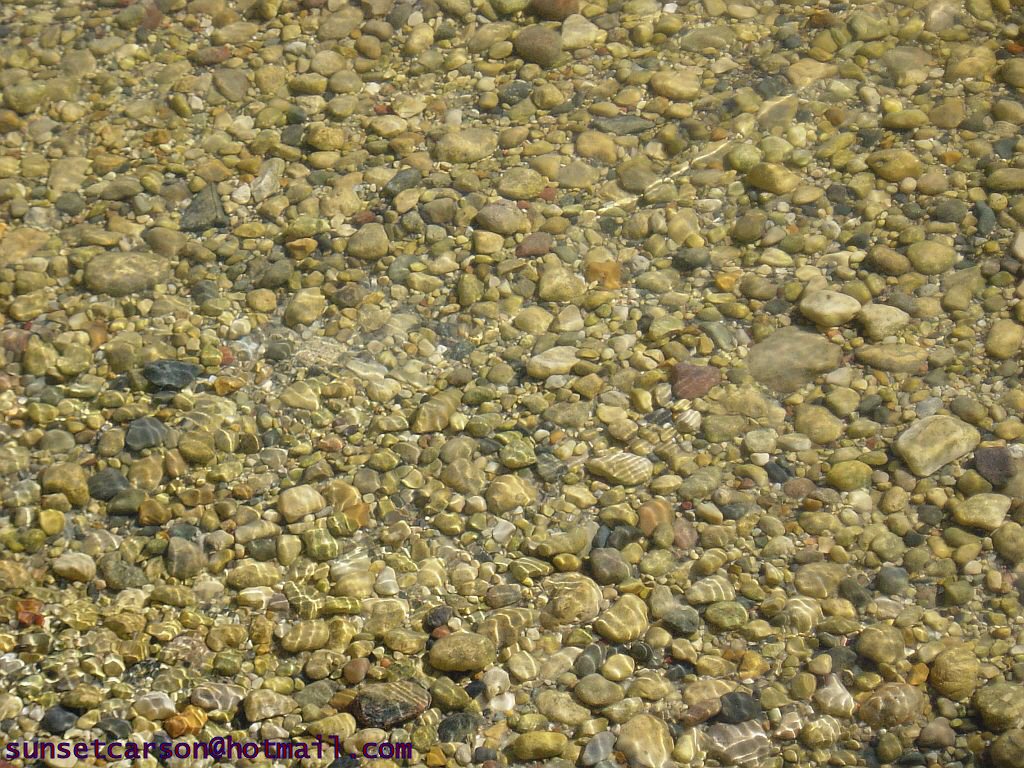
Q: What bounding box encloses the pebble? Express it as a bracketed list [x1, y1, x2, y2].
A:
[1, 2, 1022, 765]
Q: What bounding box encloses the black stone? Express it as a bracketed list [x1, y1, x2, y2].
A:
[535, 451, 566, 483]
[719, 692, 761, 724]
[876, 566, 910, 595]
[247, 538, 277, 561]
[126, 416, 168, 451]
[40, 706, 78, 734]
[294, 680, 337, 707]
[88, 468, 130, 501]
[826, 646, 858, 673]
[606, 524, 643, 550]
[932, 199, 968, 223]
[328, 756, 360, 768]
[589, 548, 630, 585]
[672, 247, 710, 270]
[839, 576, 872, 608]
[180, 185, 228, 231]
[858, 128, 883, 148]
[97, 717, 133, 739]
[437, 712, 483, 743]
[108, 488, 146, 516]
[917, 504, 943, 528]
[265, 341, 293, 361]
[574, 644, 604, 677]
[497, 80, 532, 105]
[351, 682, 430, 729]
[591, 115, 655, 135]
[474, 747, 498, 763]
[974, 446, 1014, 487]
[424, 605, 454, 631]
[765, 461, 792, 484]
[383, 168, 423, 199]
[143, 360, 201, 391]
[720, 502, 754, 521]
[661, 607, 700, 636]
[190, 279, 220, 304]
[464, 680, 485, 698]
[993, 137, 1017, 159]
[56, 191, 86, 215]
[626, 641, 656, 664]
[168, 522, 202, 541]
[976, 201, 996, 236]
[98, 554, 149, 590]
[754, 74, 789, 98]
[281, 124, 305, 146]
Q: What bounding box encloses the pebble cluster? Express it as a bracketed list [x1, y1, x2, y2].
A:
[1, 0, 1024, 767]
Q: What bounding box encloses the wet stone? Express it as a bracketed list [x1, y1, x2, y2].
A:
[143, 360, 201, 391]
[352, 681, 430, 728]
[437, 712, 483, 743]
[41, 706, 78, 734]
[670, 363, 721, 400]
[88, 468, 130, 501]
[719, 691, 761, 724]
[180, 185, 228, 231]
[125, 417, 168, 451]
[430, 633, 496, 672]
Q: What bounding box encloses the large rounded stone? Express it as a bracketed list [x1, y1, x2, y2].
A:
[974, 682, 1024, 732]
[594, 594, 648, 643]
[513, 25, 562, 67]
[867, 149, 921, 181]
[616, 714, 673, 768]
[511, 732, 567, 760]
[351, 682, 430, 728]
[799, 289, 861, 327]
[433, 128, 497, 163]
[347, 223, 389, 260]
[928, 645, 979, 701]
[857, 624, 904, 664]
[429, 633, 496, 672]
[277, 485, 326, 523]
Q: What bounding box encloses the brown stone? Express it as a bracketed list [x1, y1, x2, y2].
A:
[671, 363, 722, 400]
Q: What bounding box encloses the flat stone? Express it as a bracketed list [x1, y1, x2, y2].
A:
[52, 553, 96, 582]
[180, 186, 228, 231]
[747, 327, 842, 393]
[906, 240, 956, 274]
[854, 343, 928, 372]
[527, 346, 578, 377]
[799, 289, 861, 326]
[867, 149, 921, 181]
[987, 169, 1024, 192]
[746, 162, 800, 194]
[351, 682, 430, 728]
[953, 493, 1010, 532]
[143, 360, 201, 391]
[649, 69, 701, 101]
[84, 252, 168, 296]
[433, 128, 498, 163]
[895, 415, 980, 476]
[670, 363, 721, 399]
